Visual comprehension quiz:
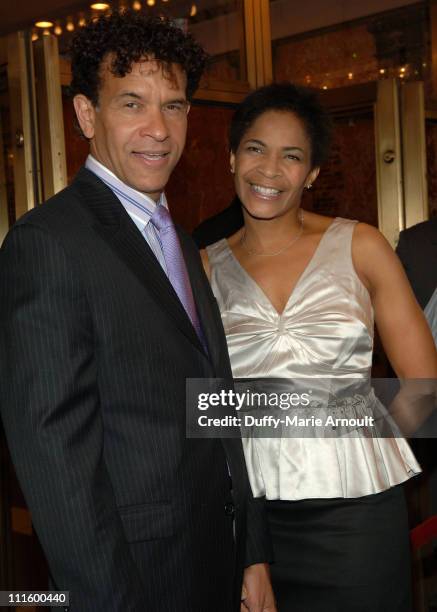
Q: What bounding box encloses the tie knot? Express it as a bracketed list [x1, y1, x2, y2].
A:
[151, 204, 173, 232]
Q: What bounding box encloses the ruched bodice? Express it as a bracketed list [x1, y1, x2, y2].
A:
[207, 217, 420, 500]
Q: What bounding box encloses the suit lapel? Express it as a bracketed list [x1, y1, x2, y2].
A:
[73, 167, 205, 354]
[178, 229, 230, 376]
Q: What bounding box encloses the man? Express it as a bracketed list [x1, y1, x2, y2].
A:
[0, 12, 274, 611]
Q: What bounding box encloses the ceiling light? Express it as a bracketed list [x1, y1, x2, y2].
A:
[348, 72, 353, 79]
[379, 68, 386, 74]
[66, 19, 75, 31]
[35, 21, 54, 28]
[54, 24, 62, 35]
[78, 16, 87, 26]
[147, 0, 155, 5]
[190, 3, 197, 16]
[133, 0, 141, 9]
[90, 2, 110, 8]
[32, 31, 39, 41]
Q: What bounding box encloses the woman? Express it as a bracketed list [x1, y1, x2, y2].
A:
[201, 83, 437, 611]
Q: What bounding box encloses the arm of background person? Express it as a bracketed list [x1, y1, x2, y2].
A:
[0, 223, 145, 611]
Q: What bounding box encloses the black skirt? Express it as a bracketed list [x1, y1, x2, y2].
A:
[266, 485, 412, 612]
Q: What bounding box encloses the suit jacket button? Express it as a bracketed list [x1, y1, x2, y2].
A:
[224, 502, 235, 516]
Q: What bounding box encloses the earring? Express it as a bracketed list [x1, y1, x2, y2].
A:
[306, 183, 313, 190]
[230, 167, 235, 174]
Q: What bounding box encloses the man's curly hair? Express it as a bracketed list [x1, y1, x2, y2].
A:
[69, 11, 208, 104]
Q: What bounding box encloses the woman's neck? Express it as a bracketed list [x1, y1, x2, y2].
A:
[241, 208, 303, 253]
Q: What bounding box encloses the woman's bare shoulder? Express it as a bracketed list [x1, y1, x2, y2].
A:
[351, 222, 401, 293]
[352, 222, 392, 253]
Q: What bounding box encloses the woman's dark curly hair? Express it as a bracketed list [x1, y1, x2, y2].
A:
[69, 11, 208, 104]
[229, 82, 332, 168]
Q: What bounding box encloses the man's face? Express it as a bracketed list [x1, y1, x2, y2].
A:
[74, 57, 189, 200]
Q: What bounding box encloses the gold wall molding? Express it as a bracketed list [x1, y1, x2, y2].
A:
[7, 31, 42, 217]
[34, 34, 67, 199]
[401, 81, 428, 227]
[374, 78, 404, 247]
[244, 0, 272, 89]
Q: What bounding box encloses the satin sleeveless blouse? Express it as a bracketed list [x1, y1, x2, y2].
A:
[206, 218, 420, 500]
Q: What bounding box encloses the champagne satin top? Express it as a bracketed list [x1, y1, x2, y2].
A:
[206, 217, 420, 500]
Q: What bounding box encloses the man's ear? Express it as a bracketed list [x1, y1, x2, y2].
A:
[73, 94, 96, 139]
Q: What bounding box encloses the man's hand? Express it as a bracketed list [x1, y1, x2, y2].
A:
[241, 562, 277, 611]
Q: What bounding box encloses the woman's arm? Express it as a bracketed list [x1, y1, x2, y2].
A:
[352, 222, 437, 378]
[352, 223, 436, 434]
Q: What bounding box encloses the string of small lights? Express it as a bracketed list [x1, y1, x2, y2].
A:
[31, 1, 197, 41]
[29, 0, 427, 89]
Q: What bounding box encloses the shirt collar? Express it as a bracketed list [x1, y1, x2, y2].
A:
[85, 154, 168, 231]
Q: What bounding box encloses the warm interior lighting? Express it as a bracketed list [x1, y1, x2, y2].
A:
[132, 0, 142, 9]
[400, 66, 406, 73]
[147, 0, 155, 5]
[348, 72, 353, 79]
[54, 24, 62, 35]
[91, 2, 110, 8]
[190, 3, 197, 16]
[322, 85, 328, 90]
[66, 19, 75, 31]
[35, 21, 54, 28]
[379, 68, 386, 74]
[32, 31, 39, 41]
[78, 16, 87, 26]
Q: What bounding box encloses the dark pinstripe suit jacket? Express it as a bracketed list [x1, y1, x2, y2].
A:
[0, 168, 271, 611]
[396, 217, 437, 309]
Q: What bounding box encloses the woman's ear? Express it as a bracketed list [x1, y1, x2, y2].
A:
[306, 166, 320, 189]
[230, 151, 235, 174]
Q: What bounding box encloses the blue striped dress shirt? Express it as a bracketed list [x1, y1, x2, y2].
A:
[85, 155, 168, 274]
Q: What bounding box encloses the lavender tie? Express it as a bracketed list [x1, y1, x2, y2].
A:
[151, 204, 205, 347]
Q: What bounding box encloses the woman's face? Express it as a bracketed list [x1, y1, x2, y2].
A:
[231, 110, 319, 221]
